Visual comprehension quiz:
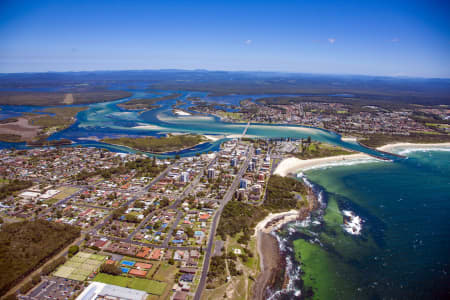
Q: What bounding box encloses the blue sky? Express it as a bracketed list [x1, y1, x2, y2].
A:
[0, 0, 449, 77]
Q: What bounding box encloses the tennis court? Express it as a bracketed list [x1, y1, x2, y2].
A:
[54, 252, 106, 281]
[121, 260, 135, 267]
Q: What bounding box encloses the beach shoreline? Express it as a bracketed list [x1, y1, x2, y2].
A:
[255, 141, 450, 299]
[273, 142, 450, 176]
[252, 211, 299, 300]
[377, 142, 450, 152]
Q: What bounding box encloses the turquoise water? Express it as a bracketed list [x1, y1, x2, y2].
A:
[0, 89, 398, 159]
[273, 148, 450, 299]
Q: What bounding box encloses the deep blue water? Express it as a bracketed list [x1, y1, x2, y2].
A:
[274, 148, 450, 299]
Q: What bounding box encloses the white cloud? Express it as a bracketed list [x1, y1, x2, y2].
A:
[328, 38, 336, 44]
[244, 39, 252, 45]
[391, 37, 400, 43]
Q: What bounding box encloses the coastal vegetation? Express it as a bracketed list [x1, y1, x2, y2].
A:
[0, 220, 80, 296]
[360, 133, 450, 148]
[101, 134, 207, 153]
[0, 107, 86, 143]
[294, 141, 353, 159]
[263, 175, 308, 210]
[118, 93, 181, 110]
[0, 90, 132, 106]
[29, 106, 87, 132]
[0, 134, 22, 142]
[216, 200, 268, 241]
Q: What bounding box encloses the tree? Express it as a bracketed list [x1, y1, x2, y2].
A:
[3, 294, 18, 300]
[99, 263, 121, 275]
[68, 245, 79, 257]
[31, 274, 40, 285]
[185, 227, 194, 238]
[125, 214, 139, 223]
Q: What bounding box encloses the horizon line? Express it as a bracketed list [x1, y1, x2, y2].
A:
[0, 68, 449, 80]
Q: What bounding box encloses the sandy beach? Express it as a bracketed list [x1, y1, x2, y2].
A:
[274, 153, 373, 176]
[377, 142, 450, 152]
[341, 136, 358, 142]
[274, 142, 450, 177]
[173, 109, 191, 116]
[132, 124, 165, 131]
[254, 210, 299, 236]
[203, 134, 226, 142]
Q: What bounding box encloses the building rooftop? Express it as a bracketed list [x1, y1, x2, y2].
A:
[76, 282, 147, 300]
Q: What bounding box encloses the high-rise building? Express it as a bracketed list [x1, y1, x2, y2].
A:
[180, 172, 189, 183]
[207, 168, 215, 179]
[240, 178, 248, 189]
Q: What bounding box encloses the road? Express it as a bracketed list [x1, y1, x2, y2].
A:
[242, 121, 251, 137]
[96, 234, 196, 251]
[127, 156, 217, 244]
[194, 145, 253, 300]
[36, 187, 86, 220]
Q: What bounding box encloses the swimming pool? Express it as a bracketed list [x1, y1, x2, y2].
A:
[121, 267, 130, 273]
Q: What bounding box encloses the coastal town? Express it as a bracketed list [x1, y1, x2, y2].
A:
[0, 135, 302, 300]
[1, 0, 450, 297]
[2, 127, 450, 300]
[191, 99, 450, 140]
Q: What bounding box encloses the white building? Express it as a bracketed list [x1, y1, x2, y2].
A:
[76, 282, 147, 300]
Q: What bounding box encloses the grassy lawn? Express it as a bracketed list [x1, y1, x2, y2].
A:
[93, 273, 128, 286]
[425, 123, 450, 129]
[94, 273, 167, 295]
[411, 130, 440, 135]
[53, 186, 80, 200]
[44, 198, 59, 205]
[152, 262, 177, 282]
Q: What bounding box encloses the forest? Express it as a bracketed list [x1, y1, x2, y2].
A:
[263, 175, 307, 210]
[0, 179, 32, 200]
[216, 200, 268, 241]
[0, 220, 80, 296]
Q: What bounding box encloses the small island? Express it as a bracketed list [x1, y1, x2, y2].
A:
[101, 134, 207, 153]
[117, 93, 181, 111]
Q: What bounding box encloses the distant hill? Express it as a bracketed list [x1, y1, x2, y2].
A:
[0, 70, 449, 105]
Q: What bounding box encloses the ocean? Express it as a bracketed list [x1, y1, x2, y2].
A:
[272, 148, 450, 299]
